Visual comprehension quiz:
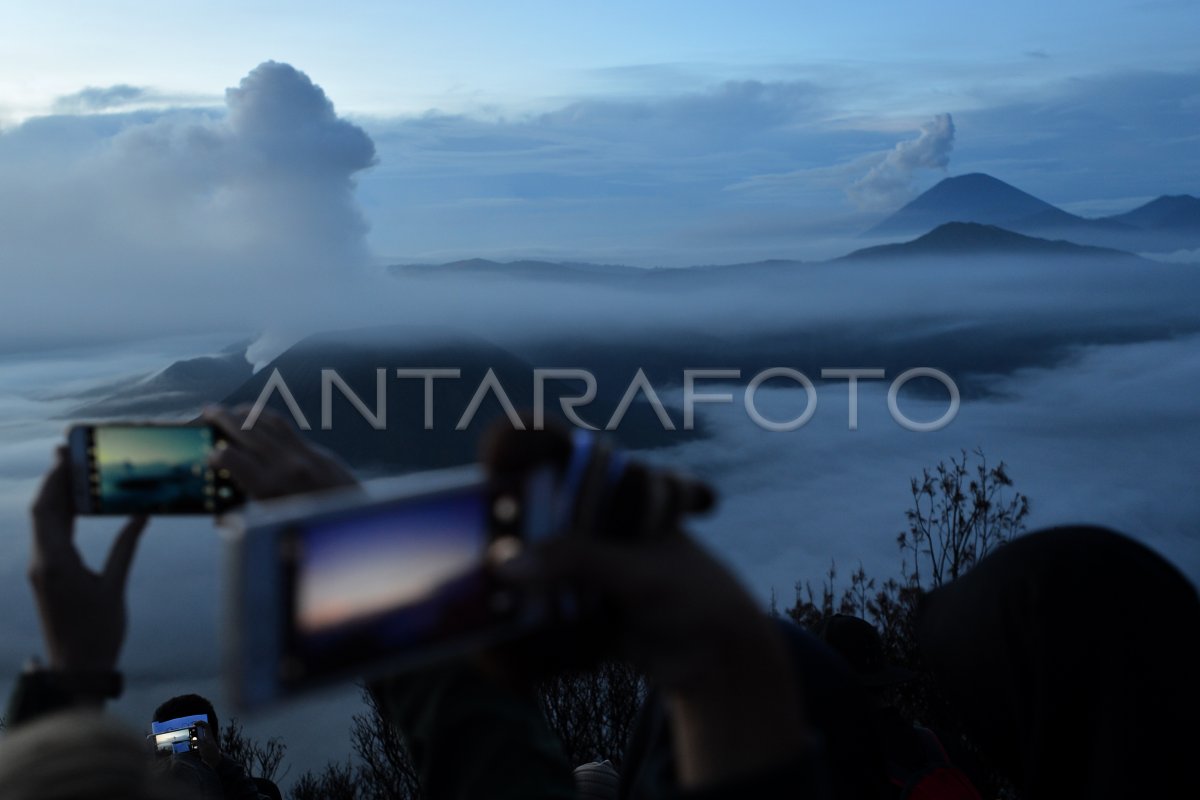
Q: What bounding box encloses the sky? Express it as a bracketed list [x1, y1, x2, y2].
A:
[298, 490, 484, 633]
[1, 0, 1197, 282]
[2, 2, 1196, 117]
[94, 426, 211, 467]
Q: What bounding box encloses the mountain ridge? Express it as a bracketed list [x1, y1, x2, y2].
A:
[841, 222, 1144, 262]
[867, 173, 1198, 252]
[388, 221, 1147, 278]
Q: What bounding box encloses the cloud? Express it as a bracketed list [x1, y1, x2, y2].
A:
[372, 78, 831, 180]
[359, 66, 1200, 263]
[0, 61, 377, 350]
[356, 78, 870, 264]
[6, 62, 1200, 318]
[1144, 247, 1200, 264]
[538, 79, 824, 141]
[722, 152, 879, 198]
[672, 331, 1200, 602]
[52, 84, 148, 113]
[355, 62, 1196, 263]
[48, 85, 221, 115]
[847, 113, 955, 210]
[226, 62, 376, 173]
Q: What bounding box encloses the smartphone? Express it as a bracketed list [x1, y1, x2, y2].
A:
[68, 423, 243, 515]
[225, 465, 558, 709]
[149, 713, 209, 754]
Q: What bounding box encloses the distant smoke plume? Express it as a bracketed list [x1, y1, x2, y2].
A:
[849, 113, 955, 210]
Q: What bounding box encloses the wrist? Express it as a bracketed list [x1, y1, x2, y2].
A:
[663, 625, 812, 789]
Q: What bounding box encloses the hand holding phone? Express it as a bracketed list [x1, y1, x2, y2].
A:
[204, 404, 358, 501]
[30, 447, 147, 674]
[225, 426, 716, 708]
[193, 720, 222, 768]
[227, 465, 548, 707]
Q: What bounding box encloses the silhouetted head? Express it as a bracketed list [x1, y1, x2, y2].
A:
[253, 777, 284, 800]
[817, 614, 914, 688]
[152, 693, 219, 733]
[0, 711, 192, 800]
[916, 526, 1200, 800]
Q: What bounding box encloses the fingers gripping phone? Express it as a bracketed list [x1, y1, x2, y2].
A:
[68, 423, 243, 515]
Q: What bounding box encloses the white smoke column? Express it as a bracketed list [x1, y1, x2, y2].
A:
[849, 113, 955, 210]
[0, 61, 377, 350]
[220, 61, 378, 275]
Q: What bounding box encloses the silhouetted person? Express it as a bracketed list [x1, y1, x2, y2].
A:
[615, 618, 883, 800]
[151, 694, 265, 800]
[1, 447, 190, 799]
[0, 712, 187, 800]
[916, 526, 1200, 800]
[818, 614, 980, 799]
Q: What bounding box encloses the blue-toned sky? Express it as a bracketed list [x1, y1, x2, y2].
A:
[2, 1, 1196, 274]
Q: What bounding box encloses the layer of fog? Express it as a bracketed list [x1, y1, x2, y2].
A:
[671, 333, 1200, 602]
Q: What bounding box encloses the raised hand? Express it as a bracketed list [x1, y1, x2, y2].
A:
[204, 404, 358, 501]
[29, 447, 147, 673]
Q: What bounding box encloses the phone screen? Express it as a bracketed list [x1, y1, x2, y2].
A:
[150, 713, 209, 754]
[281, 484, 517, 683]
[73, 424, 241, 514]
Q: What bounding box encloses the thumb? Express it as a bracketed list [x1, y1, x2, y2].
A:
[103, 515, 148, 592]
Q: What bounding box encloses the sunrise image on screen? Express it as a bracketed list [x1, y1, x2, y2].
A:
[296, 489, 487, 640]
[93, 426, 214, 513]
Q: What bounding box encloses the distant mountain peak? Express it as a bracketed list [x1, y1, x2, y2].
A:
[1103, 194, 1200, 232]
[868, 173, 1057, 236]
[445, 257, 502, 269]
[928, 172, 1024, 191]
[843, 222, 1139, 262]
